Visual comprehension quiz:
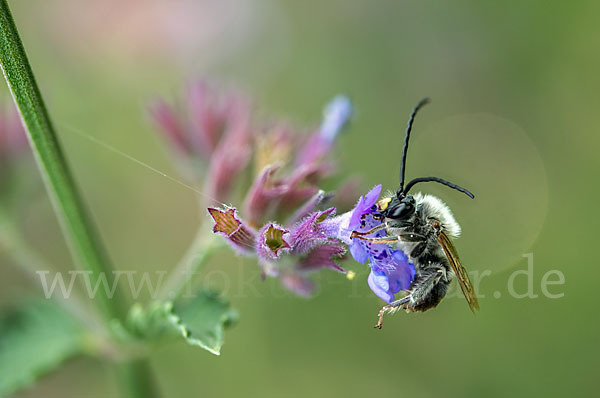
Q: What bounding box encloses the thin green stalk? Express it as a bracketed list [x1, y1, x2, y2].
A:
[0, 1, 157, 396]
[0, 0, 123, 322]
[158, 229, 220, 301]
[116, 359, 160, 397]
[0, 212, 107, 338]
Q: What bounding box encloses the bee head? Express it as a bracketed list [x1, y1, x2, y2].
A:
[377, 195, 416, 220]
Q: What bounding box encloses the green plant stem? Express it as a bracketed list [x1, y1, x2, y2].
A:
[0, 1, 157, 396]
[158, 228, 220, 301]
[0, 0, 124, 323]
[116, 359, 160, 398]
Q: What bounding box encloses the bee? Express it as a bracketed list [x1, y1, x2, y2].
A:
[351, 98, 479, 328]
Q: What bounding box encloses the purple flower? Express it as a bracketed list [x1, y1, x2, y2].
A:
[149, 101, 189, 155]
[287, 189, 326, 226]
[320, 184, 382, 246]
[297, 243, 346, 273]
[208, 184, 415, 302]
[202, 99, 253, 204]
[280, 273, 315, 297]
[155, 80, 415, 305]
[152, 82, 352, 217]
[256, 223, 291, 260]
[288, 208, 336, 254]
[150, 80, 253, 204]
[366, 249, 414, 303]
[150, 80, 249, 160]
[321, 184, 416, 303]
[368, 260, 412, 304]
[186, 81, 236, 156]
[239, 96, 351, 225]
[207, 207, 256, 256]
[296, 95, 352, 166]
[173, 83, 411, 300]
[208, 204, 348, 294]
[242, 165, 287, 228]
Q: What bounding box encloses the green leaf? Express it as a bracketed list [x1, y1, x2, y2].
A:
[0, 300, 89, 396]
[172, 291, 238, 355]
[126, 301, 183, 341]
[128, 290, 238, 356]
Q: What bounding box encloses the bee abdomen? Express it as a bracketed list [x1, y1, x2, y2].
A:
[403, 255, 452, 312]
[405, 282, 449, 312]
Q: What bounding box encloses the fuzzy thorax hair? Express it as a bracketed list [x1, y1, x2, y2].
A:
[413, 192, 461, 238]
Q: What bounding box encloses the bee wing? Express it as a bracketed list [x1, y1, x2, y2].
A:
[437, 231, 480, 312]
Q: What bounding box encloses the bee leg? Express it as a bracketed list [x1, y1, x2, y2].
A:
[350, 223, 387, 237]
[403, 270, 445, 311]
[353, 232, 426, 245]
[376, 269, 444, 328]
[352, 235, 400, 244]
[398, 232, 426, 242]
[375, 296, 411, 329]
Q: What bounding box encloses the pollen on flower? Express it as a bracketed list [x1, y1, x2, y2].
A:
[346, 271, 356, 280]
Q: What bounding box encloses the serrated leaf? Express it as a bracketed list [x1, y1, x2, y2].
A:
[0, 300, 89, 396]
[126, 290, 237, 355]
[172, 290, 238, 355]
[126, 301, 183, 341]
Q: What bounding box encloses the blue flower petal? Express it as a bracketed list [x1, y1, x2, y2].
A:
[320, 96, 353, 144]
[362, 184, 382, 210]
[368, 268, 394, 303]
[348, 184, 381, 230]
[313, 184, 415, 303]
[366, 249, 415, 302]
[349, 239, 369, 264]
[390, 250, 415, 291]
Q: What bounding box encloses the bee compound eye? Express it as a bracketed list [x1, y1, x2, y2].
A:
[386, 202, 412, 219]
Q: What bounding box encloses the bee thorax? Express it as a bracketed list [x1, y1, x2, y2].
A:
[413, 192, 461, 238]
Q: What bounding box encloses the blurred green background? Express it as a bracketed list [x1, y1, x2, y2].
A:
[1, 0, 598, 397]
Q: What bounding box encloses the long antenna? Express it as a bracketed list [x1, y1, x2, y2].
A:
[403, 176, 475, 199]
[399, 98, 430, 194]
